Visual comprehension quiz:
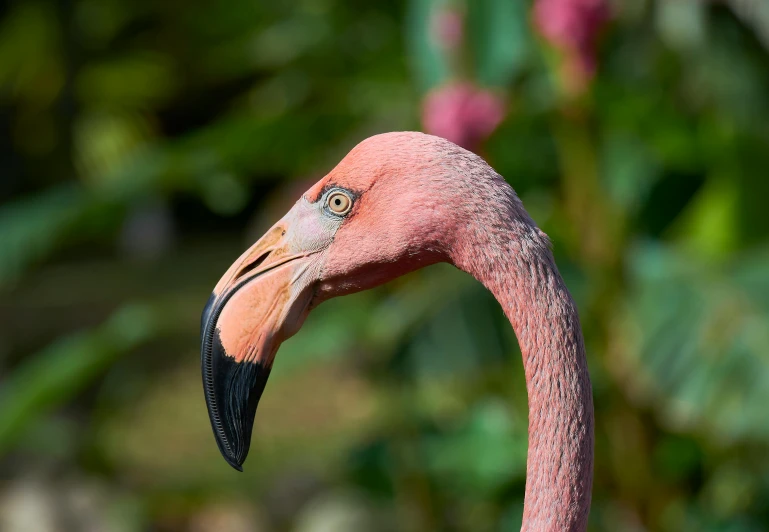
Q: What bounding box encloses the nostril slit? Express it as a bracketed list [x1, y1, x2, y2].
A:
[235, 250, 271, 280]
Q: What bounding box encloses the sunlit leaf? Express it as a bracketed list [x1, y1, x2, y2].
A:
[616, 243, 769, 443]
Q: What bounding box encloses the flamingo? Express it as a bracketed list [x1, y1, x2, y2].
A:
[200, 132, 594, 531]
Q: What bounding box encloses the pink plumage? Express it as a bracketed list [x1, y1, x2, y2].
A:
[202, 132, 594, 530]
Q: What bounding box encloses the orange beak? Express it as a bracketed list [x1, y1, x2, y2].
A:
[201, 208, 323, 470]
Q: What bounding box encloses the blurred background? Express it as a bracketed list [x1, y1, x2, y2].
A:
[1, 0, 769, 530]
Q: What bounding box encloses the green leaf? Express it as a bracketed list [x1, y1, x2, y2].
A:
[76, 53, 179, 107]
[468, 0, 530, 87]
[0, 303, 160, 454]
[600, 130, 661, 213]
[618, 243, 769, 443]
[0, 184, 87, 288]
[655, 0, 707, 53]
[424, 399, 527, 496]
[670, 177, 740, 258]
[405, 0, 451, 93]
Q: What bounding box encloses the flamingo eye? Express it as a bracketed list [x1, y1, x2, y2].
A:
[326, 190, 353, 216]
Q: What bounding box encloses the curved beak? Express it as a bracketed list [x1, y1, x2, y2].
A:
[200, 211, 320, 471]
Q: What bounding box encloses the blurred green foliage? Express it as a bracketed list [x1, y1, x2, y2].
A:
[1, 1, 769, 531]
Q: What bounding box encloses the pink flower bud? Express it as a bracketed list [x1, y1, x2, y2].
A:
[422, 82, 506, 152]
[534, 0, 609, 87]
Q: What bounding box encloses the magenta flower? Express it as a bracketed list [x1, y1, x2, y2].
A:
[534, 0, 609, 88]
[422, 82, 505, 152]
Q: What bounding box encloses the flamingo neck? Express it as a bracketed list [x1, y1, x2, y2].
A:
[449, 192, 594, 531]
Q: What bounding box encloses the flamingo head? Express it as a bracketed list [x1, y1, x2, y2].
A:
[201, 132, 473, 470]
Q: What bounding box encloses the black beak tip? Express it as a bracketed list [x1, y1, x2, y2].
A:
[202, 295, 273, 473]
[214, 432, 246, 472]
[223, 454, 244, 472]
